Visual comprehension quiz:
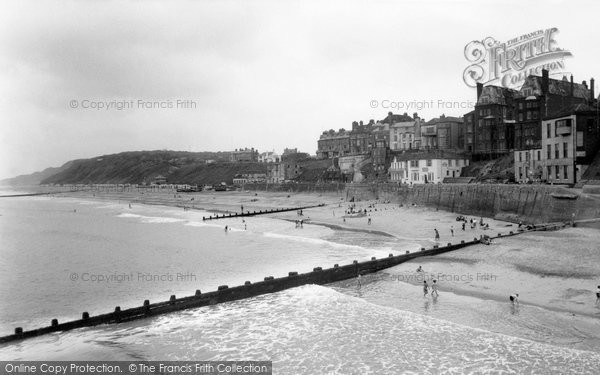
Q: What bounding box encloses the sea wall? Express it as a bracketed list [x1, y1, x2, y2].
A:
[345, 183, 600, 224]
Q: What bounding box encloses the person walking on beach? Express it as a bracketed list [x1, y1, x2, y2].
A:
[431, 280, 439, 297]
[423, 280, 429, 297]
[450, 226, 454, 237]
[240, 205, 244, 214]
[368, 217, 372, 225]
[509, 293, 519, 305]
[357, 273, 362, 288]
[434, 228, 440, 241]
[462, 222, 465, 231]
[224, 225, 228, 233]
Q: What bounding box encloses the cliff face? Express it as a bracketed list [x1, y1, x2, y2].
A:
[38, 151, 233, 185]
[345, 183, 600, 224]
[0, 162, 74, 186]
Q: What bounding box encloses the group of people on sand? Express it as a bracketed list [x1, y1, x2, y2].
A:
[416, 265, 522, 307]
[456, 216, 489, 230]
[295, 219, 304, 228]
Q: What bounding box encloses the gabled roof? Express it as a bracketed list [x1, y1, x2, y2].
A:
[478, 85, 518, 105]
[517, 75, 591, 99]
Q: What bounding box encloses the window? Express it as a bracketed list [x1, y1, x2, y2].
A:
[519, 152, 522, 162]
[555, 165, 560, 179]
[427, 160, 432, 167]
[532, 112, 538, 120]
[519, 167, 522, 179]
[563, 142, 568, 158]
[547, 166, 552, 179]
[547, 144, 551, 159]
[537, 150, 541, 160]
[519, 113, 523, 122]
[563, 166, 568, 180]
[577, 131, 584, 147]
[555, 143, 559, 159]
[547, 123, 551, 139]
[519, 103, 524, 110]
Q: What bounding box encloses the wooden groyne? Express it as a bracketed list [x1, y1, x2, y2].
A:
[0, 222, 568, 344]
[202, 204, 325, 221]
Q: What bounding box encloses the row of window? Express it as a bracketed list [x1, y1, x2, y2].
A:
[517, 150, 542, 162]
[399, 159, 464, 167]
[392, 134, 414, 141]
[518, 101, 539, 110]
[546, 143, 569, 159]
[518, 111, 539, 121]
[517, 165, 570, 181]
[547, 165, 569, 180]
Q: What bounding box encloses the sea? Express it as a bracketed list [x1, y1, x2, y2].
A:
[1, 192, 599, 374]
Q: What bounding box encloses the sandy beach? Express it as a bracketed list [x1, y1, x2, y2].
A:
[58, 188, 600, 319]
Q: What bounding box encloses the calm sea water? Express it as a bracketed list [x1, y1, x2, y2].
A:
[1, 195, 599, 374]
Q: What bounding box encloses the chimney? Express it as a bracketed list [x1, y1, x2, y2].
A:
[590, 78, 595, 103]
[582, 80, 588, 89]
[476, 82, 483, 99]
[542, 69, 549, 95]
[570, 75, 574, 97]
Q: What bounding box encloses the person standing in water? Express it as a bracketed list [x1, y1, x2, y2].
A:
[509, 293, 519, 305]
[431, 280, 439, 297]
[434, 228, 440, 241]
[423, 280, 429, 297]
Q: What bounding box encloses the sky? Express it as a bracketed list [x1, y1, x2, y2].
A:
[1, 0, 599, 179]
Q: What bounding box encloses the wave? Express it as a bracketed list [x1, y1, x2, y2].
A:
[3, 284, 600, 373]
[116, 213, 186, 224]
